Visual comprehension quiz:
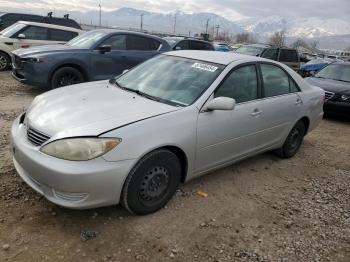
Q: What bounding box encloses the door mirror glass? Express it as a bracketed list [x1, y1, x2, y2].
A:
[17, 33, 25, 39]
[98, 45, 111, 54]
[206, 97, 236, 111]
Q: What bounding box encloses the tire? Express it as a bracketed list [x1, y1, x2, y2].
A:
[0, 52, 11, 71]
[275, 121, 306, 158]
[121, 149, 181, 215]
[50, 66, 84, 89]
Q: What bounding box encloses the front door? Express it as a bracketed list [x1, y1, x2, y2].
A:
[195, 64, 265, 173]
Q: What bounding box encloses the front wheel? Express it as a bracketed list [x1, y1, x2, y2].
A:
[275, 121, 306, 158]
[121, 149, 181, 215]
[51, 66, 84, 89]
[0, 52, 11, 71]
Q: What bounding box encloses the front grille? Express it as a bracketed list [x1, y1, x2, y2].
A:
[27, 127, 50, 146]
[324, 91, 335, 101]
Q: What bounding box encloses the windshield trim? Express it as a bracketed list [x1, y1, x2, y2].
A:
[113, 54, 226, 107]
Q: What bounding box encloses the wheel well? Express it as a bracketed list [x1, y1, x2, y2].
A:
[0, 51, 10, 60]
[299, 116, 310, 135]
[50, 63, 88, 82]
[162, 146, 188, 183]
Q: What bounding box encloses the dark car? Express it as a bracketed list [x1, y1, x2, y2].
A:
[0, 12, 81, 31]
[235, 44, 300, 71]
[305, 62, 350, 117]
[11, 30, 171, 89]
[163, 37, 214, 51]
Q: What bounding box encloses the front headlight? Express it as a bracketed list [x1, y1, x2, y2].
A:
[23, 57, 44, 63]
[40, 137, 121, 161]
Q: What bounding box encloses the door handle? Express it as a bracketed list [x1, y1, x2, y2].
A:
[295, 98, 302, 105]
[251, 109, 262, 117]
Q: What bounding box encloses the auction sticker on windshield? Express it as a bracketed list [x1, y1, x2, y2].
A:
[191, 63, 218, 72]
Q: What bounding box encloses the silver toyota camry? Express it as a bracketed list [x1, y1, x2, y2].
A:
[11, 51, 324, 215]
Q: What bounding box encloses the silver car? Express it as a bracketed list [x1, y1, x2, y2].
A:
[11, 51, 324, 215]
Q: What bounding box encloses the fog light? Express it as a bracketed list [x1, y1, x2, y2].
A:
[53, 190, 89, 202]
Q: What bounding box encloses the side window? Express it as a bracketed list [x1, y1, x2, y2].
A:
[18, 26, 48, 40]
[262, 48, 278, 60]
[289, 78, 300, 93]
[101, 35, 126, 50]
[215, 65, 258, 103]
[148, 39, 161, 50]
[190, 41, 205, 50]
[175, 40, 189, 50]
[279, 49, 298, 62]
[127, 35, 155, 50]
[49, 29, 77, 41]
[261, 64, 290, 97]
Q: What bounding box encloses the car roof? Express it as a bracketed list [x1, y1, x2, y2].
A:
[17, 21, 83, 32]
[89, 29, 166, 41]
[165, 50, 268, 65]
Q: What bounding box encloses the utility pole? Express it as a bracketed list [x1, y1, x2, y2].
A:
[99, 3, 101, 27]
[215, 25, 220, 39]
[205, 18, 210, 34]
[173, 13, 177, 35]
[140, 13, 144, 32]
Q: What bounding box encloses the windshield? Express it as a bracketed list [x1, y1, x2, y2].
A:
[0, 22, 26, 37]
[235, 46, 264, 56]
[316, 64, 350, 82]
[115, 55, 224, 106]
[66, 31, 107, 49]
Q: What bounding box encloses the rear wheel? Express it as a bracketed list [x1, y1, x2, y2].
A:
[51, 66, 84, 89]
[0, 52, 10, 71]
[121, 149, 181, 215]
[275, 121, 306, 158]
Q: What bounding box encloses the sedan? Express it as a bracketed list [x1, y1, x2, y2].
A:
[306, 62, 350, 117]
[11, 29, 171, 89]
[11, 51, 324, 215]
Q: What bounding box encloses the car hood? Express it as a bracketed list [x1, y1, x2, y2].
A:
[12, 44, 86, 57]
[26, 80, 180, 139]
[305, 77, 350, 95]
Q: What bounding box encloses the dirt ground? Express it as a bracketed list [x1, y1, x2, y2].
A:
[0, 71, 349, 262]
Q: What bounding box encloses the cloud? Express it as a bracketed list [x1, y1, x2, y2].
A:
[0, 0, 349, 22]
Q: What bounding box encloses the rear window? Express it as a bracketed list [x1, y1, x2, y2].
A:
[49, 28, 78, 41]
[279, 49, 298, 62]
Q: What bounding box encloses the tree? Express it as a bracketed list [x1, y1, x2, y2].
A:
[235, 32, 255, 44]
[309, 40, 319, 49]
[268, 30, 286, 46]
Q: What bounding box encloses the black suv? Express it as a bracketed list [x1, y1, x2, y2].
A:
[0, 12, 81, 31]
[163, 37, 214, 51]
[235, 44, 300, 71]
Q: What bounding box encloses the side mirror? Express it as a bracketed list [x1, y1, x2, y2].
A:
[122, 69, 129, 74]
[205, 97, 236, 111]
[17, 33, 26, 39]
[175, 46, 182, 50]
[98, 45, 111, 54]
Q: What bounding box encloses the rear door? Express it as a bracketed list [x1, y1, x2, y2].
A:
[259, 63, 303, 148]
[12, 25, 49, 50]
[196, 64, 265, 173]
[125, 34, 161, 67]
[278, 49, 300, 71]
[48, 28, 78, 42]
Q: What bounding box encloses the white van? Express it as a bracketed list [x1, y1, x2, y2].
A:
[0, 21, 83, 71]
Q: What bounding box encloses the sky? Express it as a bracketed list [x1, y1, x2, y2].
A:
[0, 0, 349, 22]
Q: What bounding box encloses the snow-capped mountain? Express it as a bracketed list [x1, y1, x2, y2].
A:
[236, 16, 288, 35]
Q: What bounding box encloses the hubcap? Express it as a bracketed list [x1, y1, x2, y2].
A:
[58, 73, 81, 87]
[289, 128, 301, 151]
[0, 55, 8, 70]
[139, 166, 170, 203]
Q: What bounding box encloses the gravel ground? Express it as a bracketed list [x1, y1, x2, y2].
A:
[0, 71, 349, 262]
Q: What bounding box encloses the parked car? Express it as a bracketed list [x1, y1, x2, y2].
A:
[235, 44, 300, 71]
[213, 42, 233, 52]
[305, 62, 350, 117]
[0, 12, 81, 31]
[0, 21, 83, 71]
[163, 37, 214, 51]
[12, 30, 171, 88]
[298, 58, 332, 77]
[11, 51, 324, 214]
